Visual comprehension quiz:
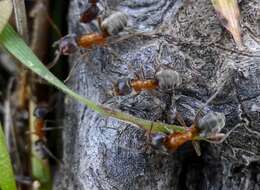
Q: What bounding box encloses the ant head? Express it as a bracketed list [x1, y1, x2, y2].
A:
[150, 133, 168, 151]
[33, 106, 49, 119]
[155, 69, 182, 92]
[54, 34, 78, 55]
[151, 133, 165, 146]
[114, 78, 132, 96]
[113, 78, 132, 96]
[197, 112, 226, 137]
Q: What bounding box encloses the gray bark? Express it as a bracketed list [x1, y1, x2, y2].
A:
[54, 0, 260, 189]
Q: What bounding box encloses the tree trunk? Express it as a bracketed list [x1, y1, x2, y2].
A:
[54, 0, 260, 189]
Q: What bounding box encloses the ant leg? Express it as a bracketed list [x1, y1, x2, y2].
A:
[106, 47, 124, 63]
[146, 122, 153, 140]
[155, 42, 163, 67]
[32, 140, 63, 165]
[132, 64, 145, 81]
[175, 112, 187, 128]
[64, 50, 90, 83]
[192, 141, 201, 156]
[39, 142, 64, 165]
[97, 16, 109, 36]
[127, 64, 142, 80]
[140, 64, 146, 80]
[195, 83, 226, 122]
[64, 61, 81, 83]
[176, 112, 201, 156]
[143, 123, 154, 152]
[47, 50, 61, 69]
[206, 123, 241, 144]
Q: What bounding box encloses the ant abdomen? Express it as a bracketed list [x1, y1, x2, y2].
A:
[197, 112, 226, 137]
[33, 139, 48, 159]
[101, 11, 128, 36]
[155, 69, 182, 92]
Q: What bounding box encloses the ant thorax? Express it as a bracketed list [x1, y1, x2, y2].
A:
[101, 11, 128, 36]
[155, 69, 182, 92]
[197, 112, 226, 137]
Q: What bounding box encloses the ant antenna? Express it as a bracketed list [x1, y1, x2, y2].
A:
[63, 50, 91, 83]
[47, 50, 61, 69]
[205, 123, 242, 144]
[40, 143, 64, 165]
[195, 79, 227, 122]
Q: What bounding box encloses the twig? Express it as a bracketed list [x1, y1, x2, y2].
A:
[12, 0, 29, 43]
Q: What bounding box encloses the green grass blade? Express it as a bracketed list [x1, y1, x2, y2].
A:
[0, 24, 185, 134]
[0, 124, 17, 190]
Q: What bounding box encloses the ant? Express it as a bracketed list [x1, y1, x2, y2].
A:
[32, 105, 49, 159]
[151, 111, 226, 156]
[33, 105, 49, 141]
[53, 11, 127, 56]
[113, 68, 182, 96]
[32, 105, 61, 163]
[150, 82, 237, 155]
[165, 112, 225, 152]
[48, 10, 128, 69]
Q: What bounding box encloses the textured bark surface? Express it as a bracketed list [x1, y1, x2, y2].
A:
[54, 0, 260, 189]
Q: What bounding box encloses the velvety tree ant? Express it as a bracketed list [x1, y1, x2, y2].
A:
[32, 105, 61, 163]
[31, 105, 49, 159]
[150, 82, 235, 155]
[33, 105, 49, 140]
[150, 111, 226, 155]
[49, 11, 128, 69]
[113, 68, 182, 96]
[164, 111, 226, 151]
[55, 11, 127, 54]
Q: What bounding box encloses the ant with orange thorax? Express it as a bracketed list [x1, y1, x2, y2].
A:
[150, 83, 237, 156]
[113, 66, 182, 96]
[112, 42, 183, 96]
[51, 9, 128, 61]
[31, 104, 62, 164]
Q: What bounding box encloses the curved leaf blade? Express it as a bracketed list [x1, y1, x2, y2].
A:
[0, 124, 16, 190]
[0, 24, 185, 134]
